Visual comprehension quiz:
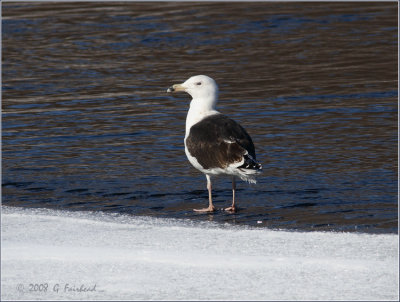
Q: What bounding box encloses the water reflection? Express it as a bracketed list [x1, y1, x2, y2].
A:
[2, 2, 397, 233]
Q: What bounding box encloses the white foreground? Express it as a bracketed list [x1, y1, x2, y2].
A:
[1, 206, 398, 300]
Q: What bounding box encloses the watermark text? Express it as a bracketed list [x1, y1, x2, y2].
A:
[16, 282, 98, 295]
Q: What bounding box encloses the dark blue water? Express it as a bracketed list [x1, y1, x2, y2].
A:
[2, 2, 398, 233]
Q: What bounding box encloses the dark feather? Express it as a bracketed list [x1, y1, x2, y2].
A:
[185, 114, 259, 170]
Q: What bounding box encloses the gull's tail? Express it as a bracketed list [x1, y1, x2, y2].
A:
[237, 154, 262, 184]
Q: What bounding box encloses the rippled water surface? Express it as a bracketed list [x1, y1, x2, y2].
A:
[2, 2, 398, 233]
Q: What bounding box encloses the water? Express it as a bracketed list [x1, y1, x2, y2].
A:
[2, 2, 398, 233]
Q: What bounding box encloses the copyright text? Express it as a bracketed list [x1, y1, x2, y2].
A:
[16, 283, 98, 294]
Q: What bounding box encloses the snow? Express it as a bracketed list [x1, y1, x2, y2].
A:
[1, 206, 398, 300]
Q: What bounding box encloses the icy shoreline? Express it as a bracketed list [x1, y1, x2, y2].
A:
[1, 206, 398, 300]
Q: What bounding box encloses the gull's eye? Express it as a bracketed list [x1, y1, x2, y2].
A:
[196, 82, 202, 86]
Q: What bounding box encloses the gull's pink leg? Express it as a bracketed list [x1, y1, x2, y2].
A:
[194, 175, 216, 212]
[225, 176, 237, 212]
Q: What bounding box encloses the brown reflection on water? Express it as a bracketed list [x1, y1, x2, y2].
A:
[2, 2, 398, 232]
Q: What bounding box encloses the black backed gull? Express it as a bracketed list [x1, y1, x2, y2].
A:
[167, 75, 262, 212]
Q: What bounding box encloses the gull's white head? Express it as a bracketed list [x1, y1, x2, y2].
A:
[167, 75, 219, 110]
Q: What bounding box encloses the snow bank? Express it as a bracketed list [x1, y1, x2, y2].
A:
[1, 206, 398, 300]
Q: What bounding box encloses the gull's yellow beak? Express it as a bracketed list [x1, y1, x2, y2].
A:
[167, 83, 186, 93]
